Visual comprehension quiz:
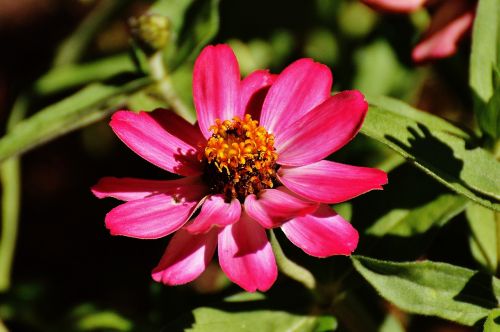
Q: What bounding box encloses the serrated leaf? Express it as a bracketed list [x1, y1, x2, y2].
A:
[352, 256, 500, 326]
[484, 308, 500, 332]
[0, 78, 151, 162]
[467, 203, 499, 273]
[361, 95, 500, 211]
[183, 308, 334, 332]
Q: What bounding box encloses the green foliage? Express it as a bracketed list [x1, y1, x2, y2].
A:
[182, 308, 335, 332]
[2, 0, 500, 330]
[467, 203, 499, 273]
[484, 309, 500, 332]
[362, 95, 500, 211]
[34, 54, 137, 96]
[470, 0, 500, 140]
[71, 305, 133, 331]
[352, 256, 500, 326]
[150, 0, 221, 70]
[367, 193, 467, 238]
[0, 79, 150, 162]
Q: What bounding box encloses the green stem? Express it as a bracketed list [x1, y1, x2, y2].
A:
[0, 158, 20, 292]
[269, 230, 316, 290]
[0, 96, 28, 292]
[148, 52, 194, 122]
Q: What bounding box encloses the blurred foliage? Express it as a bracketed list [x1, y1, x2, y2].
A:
[0, 0, 499, 331]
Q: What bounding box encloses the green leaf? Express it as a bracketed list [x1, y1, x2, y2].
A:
[352, 256, 500, 326]
[365, 193, 468, 260]
[34, 54, 137, 96]
[467, 203, 499, 273]
[0, 78, 151, 162]
[182, 307, 335, 332]
[484, 308, 500, 332]
[470, 0, 500, 140]
[150, 0, 221, 70]
[367, 194, 467, 238]
[477, 69, 500, 141]
[353, 40, 414, 97]
[69, 304, 133, 331]
[362, 95, 500, 211]
[470, 0, 500, 102]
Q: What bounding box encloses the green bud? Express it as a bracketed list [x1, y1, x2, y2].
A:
[129, 14, 171, 54]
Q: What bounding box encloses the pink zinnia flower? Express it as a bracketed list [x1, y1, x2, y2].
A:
[361, 0, 476, 63]
[92, 44, 387, 292]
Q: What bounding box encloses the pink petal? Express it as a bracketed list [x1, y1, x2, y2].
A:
[244, 187, 318, 228]
[193, 44, 241, 138]
[281, 205, 359, 257]
[150, 108, 205, 148]
[152, 228, 218, 285]
[278, 160, 388, 204]
[412, 0, 475, 63]
[240, 69, 276, 120]
[185, 195, 241, 234]
[259, 58, 332, 137]
[361, 0, 427, 13]
[276, 90, 368, 166]
[105, 190, 204, 239]
[110, 110, 203, 177]
[218, 213, 277, 292]
[91, 176, 206, 201]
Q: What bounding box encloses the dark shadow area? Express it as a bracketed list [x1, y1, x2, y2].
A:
[386, 123, 497, 203]
[386, 123, 464, 182]
[162, 281, 316, 332]
[352, 162, 469, 262]
[453, 272, 498, 310]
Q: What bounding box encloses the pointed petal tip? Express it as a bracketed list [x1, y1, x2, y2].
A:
[281, 206, 360, 258]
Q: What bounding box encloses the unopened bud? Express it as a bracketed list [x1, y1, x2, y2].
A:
[129, 14, 170, 54]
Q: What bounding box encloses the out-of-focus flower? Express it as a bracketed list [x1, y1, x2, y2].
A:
[362, 0, 476, 63]
[92, 44, 387, 292]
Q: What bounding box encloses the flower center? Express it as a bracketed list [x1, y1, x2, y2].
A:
[203, 114, 278, 202]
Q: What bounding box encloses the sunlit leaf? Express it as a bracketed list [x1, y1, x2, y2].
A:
[470, 0, 500, 139]
[470, 0, 498, 102]
[484, 308, 500, 332]
[34, 54, 137, 96]
[182, 308, 335, 332]
[367, 194, 467, 237]
[467, 203, 498, 273]
[0, 78, 151, 162]
[353, 40, 415, 97]
[362, 95, 500, 211]
[352, 256, 500, 326]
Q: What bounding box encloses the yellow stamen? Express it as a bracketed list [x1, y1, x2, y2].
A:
[203, 114, 278, 201]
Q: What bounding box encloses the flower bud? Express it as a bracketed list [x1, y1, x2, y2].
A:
[129, 14, 170, 54]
